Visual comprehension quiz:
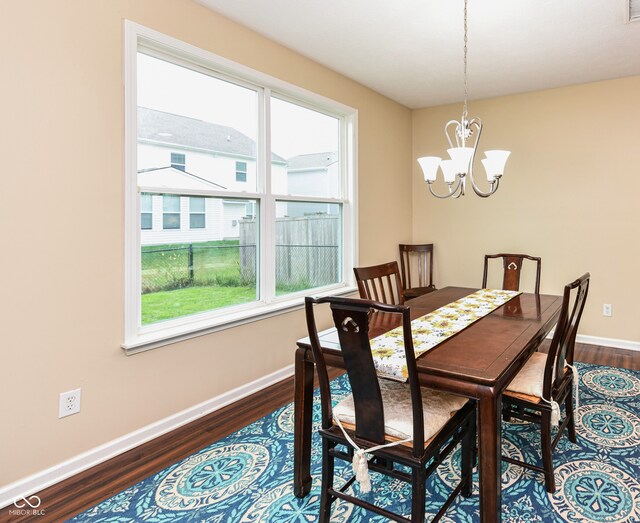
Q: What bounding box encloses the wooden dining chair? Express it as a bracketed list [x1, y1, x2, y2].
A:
[354, 261, 405, 305]
[482, 253, 541, 294]
[399, 243, 437, 300]
[305, 295, 476, 522]
[501, 273, 590, 493]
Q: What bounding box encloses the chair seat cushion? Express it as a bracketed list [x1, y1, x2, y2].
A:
[505, 352, 548, 398]
[333, 379, 468, 442]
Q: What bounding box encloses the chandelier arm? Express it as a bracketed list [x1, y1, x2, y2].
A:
[468, 176, 500, 198]
[465, 117, 488, 195]
[428, 184, 460, 199]
[444, 120, 459, 149]
[427, 177, 464, 199]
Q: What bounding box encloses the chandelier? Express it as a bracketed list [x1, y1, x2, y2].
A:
[418, 0, 510, 199]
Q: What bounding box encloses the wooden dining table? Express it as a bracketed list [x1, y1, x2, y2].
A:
[293, 286, 563, 523]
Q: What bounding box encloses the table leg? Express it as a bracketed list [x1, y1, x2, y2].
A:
[477, 387, 502, 523]
[293, 347, 314, 497]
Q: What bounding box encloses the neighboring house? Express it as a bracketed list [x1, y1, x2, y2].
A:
[138, 167, 249, 245]
[138, 106, 288, 192]
[137, 107, 339, 240]
[285, 152, 340, 217]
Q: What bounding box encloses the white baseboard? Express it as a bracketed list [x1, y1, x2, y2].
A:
[576, 334, 640, 352]
[545, 331, 640, 352]
[0, 364, 295, 510]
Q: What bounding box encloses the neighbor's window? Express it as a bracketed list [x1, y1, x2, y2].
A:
[124, 22, 356, 350]
[162, 195, 181, 230]
[189, 197, 205, 229]
[235, 161, 247, 182]
[140, 193, 153, 230]
[170, 152, 186, 171]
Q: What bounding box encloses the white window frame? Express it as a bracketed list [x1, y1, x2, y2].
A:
[123, 21, 358, 353]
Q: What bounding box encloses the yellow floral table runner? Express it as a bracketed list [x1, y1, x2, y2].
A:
[370, 289, 521, 381]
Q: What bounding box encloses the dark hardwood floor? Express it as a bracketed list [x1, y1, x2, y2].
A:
[1, 345, 637, 522]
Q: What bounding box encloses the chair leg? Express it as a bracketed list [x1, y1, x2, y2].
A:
[565, 387, 577, 444]
[411, 466, 426, 522]
[540, 410, 556, 493]
[319, 438, 335, 522]
[461, 414, 475, 498]
[502, 402, 512, 422]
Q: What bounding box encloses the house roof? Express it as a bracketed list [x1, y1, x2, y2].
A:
[138, 107, 286, 163]
[137, 166, 227, 191]
[287, 152, 338, 171]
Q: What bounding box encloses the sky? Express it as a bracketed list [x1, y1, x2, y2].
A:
[137, 52, 339, 159]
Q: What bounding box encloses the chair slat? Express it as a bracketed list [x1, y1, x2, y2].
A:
[354, 261, 404, 305]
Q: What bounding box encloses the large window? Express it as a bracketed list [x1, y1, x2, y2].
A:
[124, 22, 357, 351]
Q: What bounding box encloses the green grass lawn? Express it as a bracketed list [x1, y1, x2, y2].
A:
[140, 239, 335, 324]
[141, 240, 256, 293]
[142, 285, 257, 324]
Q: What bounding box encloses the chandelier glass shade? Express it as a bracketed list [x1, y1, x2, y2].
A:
[418, 0, 510, 199]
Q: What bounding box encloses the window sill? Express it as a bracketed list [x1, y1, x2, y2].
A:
[122, 285, 358, 355]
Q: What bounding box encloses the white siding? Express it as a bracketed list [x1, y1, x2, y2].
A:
[141, 196, 225, 245]
[287, 164, 339, 198]
[223, 201, 248, 239]
[138, 142, 261, 192]
[138, 143, 290, 240]
[282, 165, 341, 217]
[272, 162, 288, 195]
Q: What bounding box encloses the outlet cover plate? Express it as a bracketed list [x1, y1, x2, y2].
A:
[59, 388, 81, 418]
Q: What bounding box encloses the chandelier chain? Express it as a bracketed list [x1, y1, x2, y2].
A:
[463, 0, 468, 120]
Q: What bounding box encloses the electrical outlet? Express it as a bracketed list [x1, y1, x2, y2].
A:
[59, 388, 81, 418]
[603, 304, 612, 317]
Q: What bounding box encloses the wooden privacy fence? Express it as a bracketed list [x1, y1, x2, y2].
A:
[240, 214, 340, 287]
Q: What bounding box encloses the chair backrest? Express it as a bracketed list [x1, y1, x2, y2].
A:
[353, 261, 404, 305]
[482, 253, 541, 294]
[543, 273, 590, 396]
[399, 243, 434, 291]
[305, 296, 425, 455]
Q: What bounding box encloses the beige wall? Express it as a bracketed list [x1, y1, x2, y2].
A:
[0, 0, 412, 485]
[412, 76, 640, 341]
[3, 0, 637, 491]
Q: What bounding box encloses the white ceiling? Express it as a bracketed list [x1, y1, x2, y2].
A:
[196, 0, 640, 109]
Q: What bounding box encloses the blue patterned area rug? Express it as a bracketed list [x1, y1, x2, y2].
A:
[70, 363, 640, 522]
